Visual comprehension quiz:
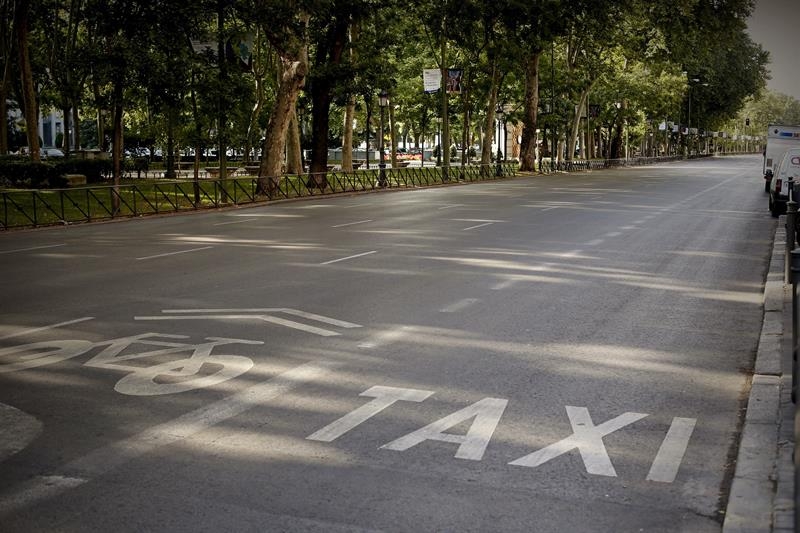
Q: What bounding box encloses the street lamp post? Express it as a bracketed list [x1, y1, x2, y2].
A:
[496, 105, 503, 176]
[378, 89, 389, 187]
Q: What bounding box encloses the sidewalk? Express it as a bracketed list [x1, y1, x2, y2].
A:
[723, 220, 795, 532]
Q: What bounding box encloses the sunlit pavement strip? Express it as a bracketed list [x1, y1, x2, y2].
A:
[440, 298, 480, 313]
[0, 361, 338, 517]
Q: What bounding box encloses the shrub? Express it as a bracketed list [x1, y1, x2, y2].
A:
[0, 161, 65, 189]
[52, 159, 112, 184]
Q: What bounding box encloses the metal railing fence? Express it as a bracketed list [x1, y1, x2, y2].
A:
[1, 162, 518, 230]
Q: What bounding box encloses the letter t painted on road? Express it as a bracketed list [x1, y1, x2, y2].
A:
[307, 386, 434, 442]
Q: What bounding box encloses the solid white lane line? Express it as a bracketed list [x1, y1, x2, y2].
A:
[586, 239, 605, 246]
[0, 361, 337, 515]
[0, 317, 95, 341]
[321, 250, 377, 265]
[605, 232, 623, 238]
[213, 218, 258, 226]
[332, 220, 373, 228]
[136, 246, 213, 261]
[463, 222, 494, 231]
[0, 244, 66, 254]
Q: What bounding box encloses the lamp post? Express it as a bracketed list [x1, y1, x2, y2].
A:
[496, 105, 503, 176]
[378, 89, 389, 187]
[687, 77, 708, 156]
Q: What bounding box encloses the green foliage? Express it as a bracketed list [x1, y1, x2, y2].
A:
[52, 159, 113, 184]
[0, 161, 65, 189]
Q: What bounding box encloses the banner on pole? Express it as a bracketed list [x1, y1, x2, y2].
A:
[446, 69, 463, 94]
[423, 69, 440, 93]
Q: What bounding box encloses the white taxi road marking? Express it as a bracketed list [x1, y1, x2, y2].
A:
[509, 406, 648, 476]
[321, 250, 378, 265]
[308, 386, 434, 442]
[381, 397, 508, 461]
[0, 361, 338, 516]
[136, 246, 213, 261]
[306, 387, 696, 481]
[646, 417, 697, 482]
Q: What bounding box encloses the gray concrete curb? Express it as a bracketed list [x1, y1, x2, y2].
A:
[723, 221, 786, 533]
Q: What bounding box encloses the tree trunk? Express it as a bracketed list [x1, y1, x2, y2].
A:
[257, 54, 308, 195]
[15, 0, 40, 162]
[481, 65, 500, 169]
[286, 108, 302, 174]
[342, 98, 355, 171]
[72, 106, 81, 150]
[308, 16, 348, 188]
[519, 51, 541, 172]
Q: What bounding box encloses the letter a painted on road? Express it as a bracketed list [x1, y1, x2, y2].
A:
[381, 398, 508, 460]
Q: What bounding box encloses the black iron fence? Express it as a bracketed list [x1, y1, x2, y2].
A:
[1, 156, 695, 230]
[1, 162, 517, 230]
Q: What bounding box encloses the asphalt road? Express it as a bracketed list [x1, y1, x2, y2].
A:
[0, 155, 776, 532]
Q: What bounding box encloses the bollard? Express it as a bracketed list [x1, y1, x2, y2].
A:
[786, 177, 796, 283]
[792, 249, 800, 403]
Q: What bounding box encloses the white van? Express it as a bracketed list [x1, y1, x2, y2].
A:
[764, 125, 800, 192]
[768, 147, 800, 216]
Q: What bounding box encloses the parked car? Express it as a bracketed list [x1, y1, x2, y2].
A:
[769, 147, 800, 217]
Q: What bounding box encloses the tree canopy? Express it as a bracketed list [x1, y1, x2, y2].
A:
[1, 0, 779, 173]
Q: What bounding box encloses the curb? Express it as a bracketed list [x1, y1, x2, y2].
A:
[723, 221, 786, 532]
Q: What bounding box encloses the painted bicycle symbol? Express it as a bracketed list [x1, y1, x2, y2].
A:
[0, 309, 362, 396]
[0, 333, 261, 396]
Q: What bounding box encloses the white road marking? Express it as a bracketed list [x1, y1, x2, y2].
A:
[509, 406, 648, 476]
[438, 204, 465, 210]
[0, 317, 94, 341]
[213, 218, 258, 226]
[307, 386, 434, 442]
[0, 361, 336, 515]
[646, 417, 697, 482]
[160, 308, 361, 329]
[541, 207, 559, 212]
[136, 246, 213, 261]
[332, 220, 373, 228]
[560, 250, 584, 258]
[0, 244, 66, 254]
[440, 298, 479, 313]
[586, 239, 605, 246]
[382, 398, 508, 461]
[605, 232, 622, 238]
[136, 314, 342, 337]
[463, 222, 494, 231]
[321, 250, 378, 265]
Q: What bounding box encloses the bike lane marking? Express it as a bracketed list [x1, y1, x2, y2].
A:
[0, 360, 338, 516]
